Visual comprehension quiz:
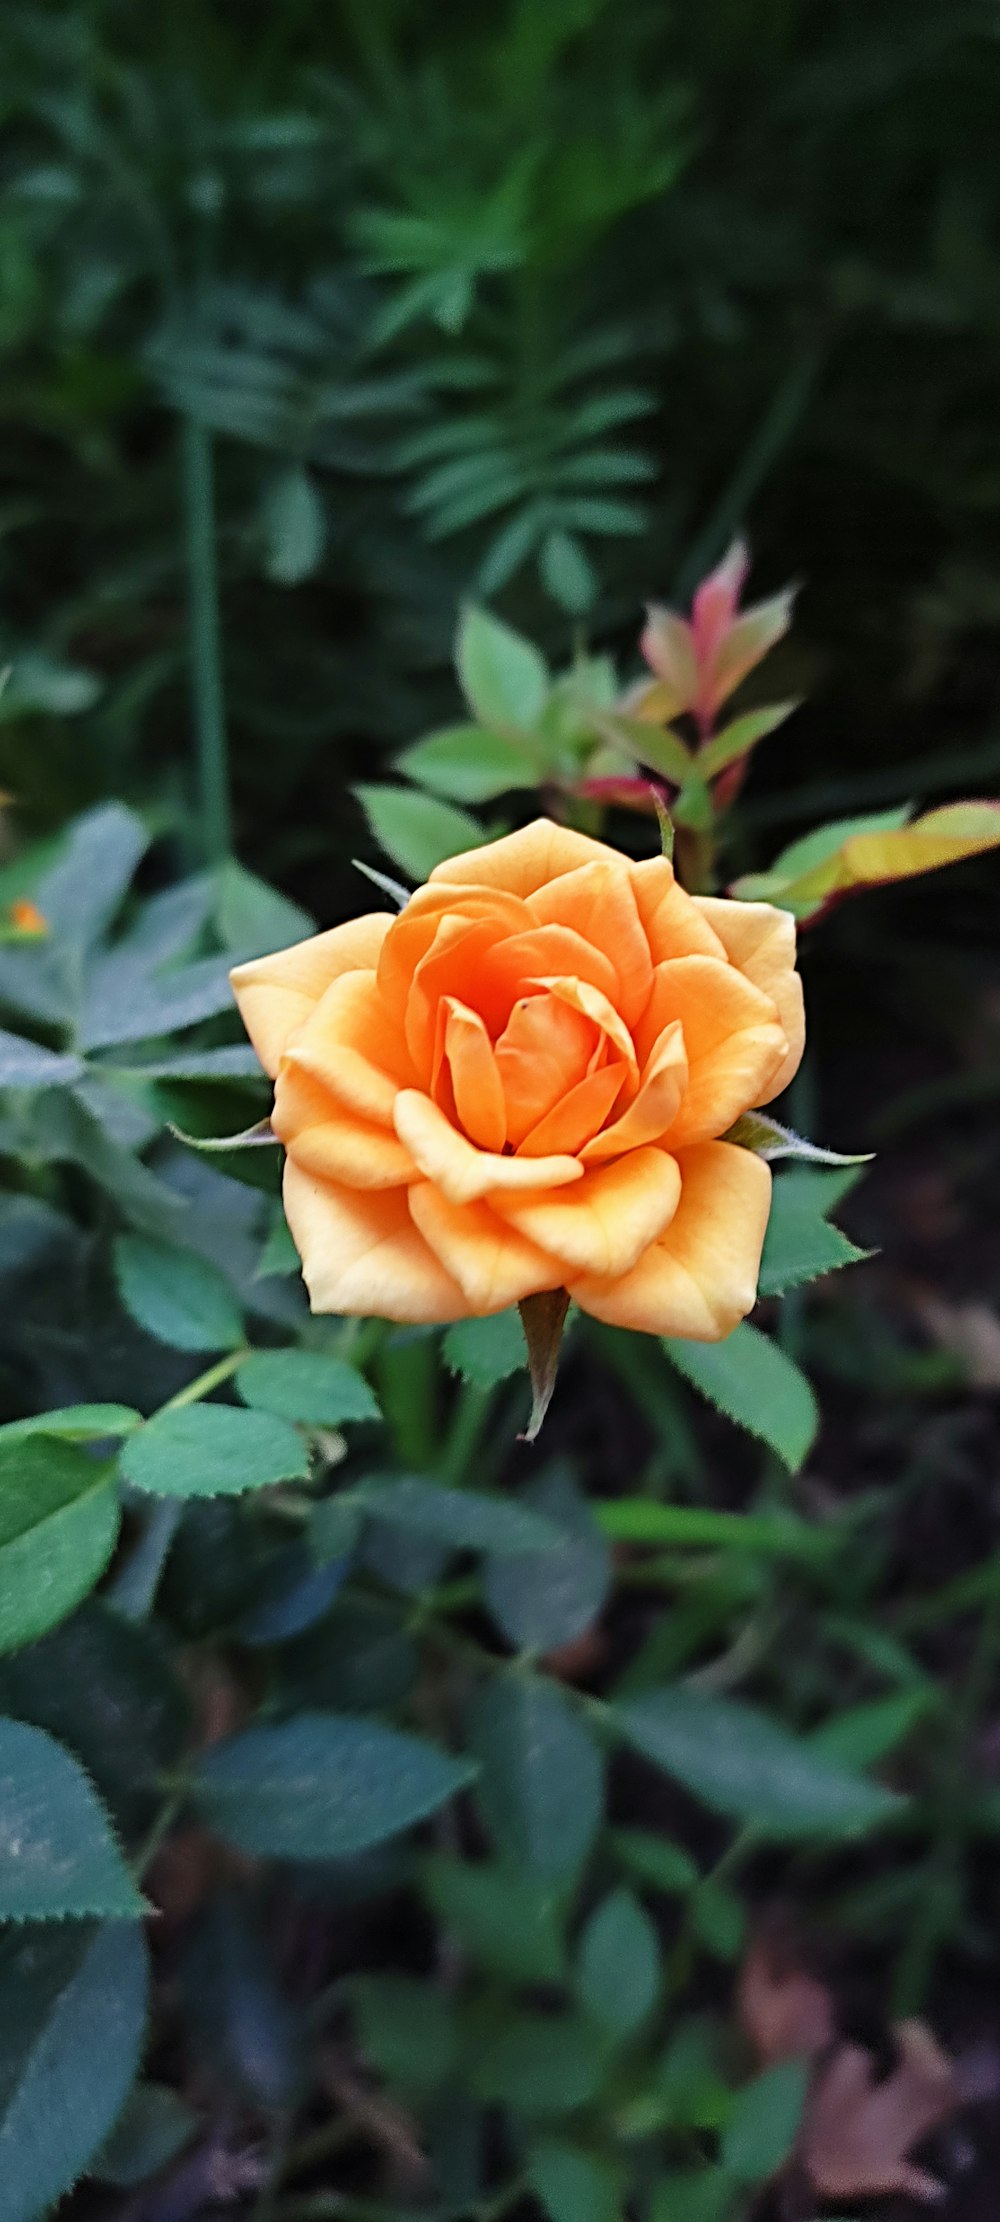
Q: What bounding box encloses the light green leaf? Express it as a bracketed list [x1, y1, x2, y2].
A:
[364, 1473, 560, 1556]
[808, 1687, 937, 1770]
[396, 724, 539, 803]
[443, 1307, 526, 1388]
[469, 1675, 603, 1877]
[0, 1438, 121, 1655]
[237, 1349, 381, 1427]
[594, 1497, 832, 1561]
[539, 528, 597, 615]
[576, 1887, 661, 2037]
[195, 1712, 474, 1857]
[215, 856, 314, 955]
[759, 1168, 869, 1298]
[119, 1403, 309, 1499]
[114, 1236, 244, 1354]
[261, 462, 326, 585]
[354, 784, 483, 881]
[593, 710, 692, 787]
[0, 1718, 144, 1919]
[423, 1854, 566, 1984]
[664, 1322, 818, 1471]
[616, 1686, 903, 1839]
[612, 1829, 699, 1897]
[473, 2011, 606, 2115]
[0, 1922, 149, 2222]
[721, 2061, 809, 2182]
[649, 2169, 736, 2222]
[457, 606, 548, 731]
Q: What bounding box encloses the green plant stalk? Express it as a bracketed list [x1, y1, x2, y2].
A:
[182, 412, 232, 861]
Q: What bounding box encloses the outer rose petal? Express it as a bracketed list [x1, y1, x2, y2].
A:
[629, 857, 729, 967]
[494, 1148, 681, 1279]
[408, 1183, 557, 1313]
[393, 1090, 582, 1204]
[527, 863, 653, 1026]
[639, 956, 787, 1145]
[287, 969, 417, 1123]
[693, 896, 805, 1102]
[429, 819, 623, 900]
[283, 1161, 467, 1321]
[230, 915, 392, 1078]
[570, 1141, 772, 1340]
[275, 1061, 416, 1188]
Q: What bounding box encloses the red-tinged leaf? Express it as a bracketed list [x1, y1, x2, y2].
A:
[734, 799, 1000, 921]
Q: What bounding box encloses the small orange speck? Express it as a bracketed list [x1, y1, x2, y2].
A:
[9, 899, 47, 936]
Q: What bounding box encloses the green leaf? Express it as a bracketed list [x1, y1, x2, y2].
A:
[443, 1307, 526, 1388]
[469, 1675, 603, 1877]
[528, 2140, 622, 2222]
[215, 856, 314, 955]
[195, 1712, 474, 1858]
[721, 2061, 809, 2182]
[119, 1403, 309, 1499]
[594, 1497, 832, 1561]
[0, 1921, 149, 2222]
[724, 1112, 872, 1169]
[423, 1854, 566, 1984]
[36, 803, 148, 952]
[472, 2011, 606, 2115]
[0, 1602, 190, 1839]
[396, 724, 539, 803]
[808, 1687, 937, 1770]
[483, 1464, 611, 1653]
[93, 2083, 197, 2186]
[539, 528, 597, 615]
[0, 1030, 84, 1088]
[261, 462, 326, 585]
[649, 2168, 736, 2222]
[592, 710, 692, 786]
[0, 1405, 141, 1447]
[616, 1686, 903, 1839]
[576, 1887, 661, 2037]
[363, 1473, 561, 1556]
[237, 1349, 381, 1427]
[354, 784, 483, 881]
[0, 1437, 121, 1655]
[759, 1168, 869, 1297]
[456, 605, 548, 730]
[613, 1829, 699, 1896]
[353, 1977, 457, 2096]
[0, 1718, 144, 1919]
[697, 701, 798, 781]
[664, 1322, 819, 1472]
[114, 1236, 244, 1354]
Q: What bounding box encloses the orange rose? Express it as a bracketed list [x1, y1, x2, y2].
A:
[231, 821, 804, 1339]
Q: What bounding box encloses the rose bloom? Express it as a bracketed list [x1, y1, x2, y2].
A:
[231, 822, 803, 1339]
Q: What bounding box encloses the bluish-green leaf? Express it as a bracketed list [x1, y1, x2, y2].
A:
[0, 1718, 144, 1919]
[0, 1921, 149, 2222]
[36, 803, 148, 952]
[114, 1236, 244, 1354]
[261, 462, 326, 585]
[528, 2141, 622, 2222]
[443, 1307, 526, 1388]
[616, 1686, 902, 1840]
[0, 1031, 84, 1089]
[0, 1438, 121, 1655]
[92, 2082, 197, 2187]
[195, 1712, 474, 1857]
[120, 1403, 309, 1499]
[759, 1168, 869, 1298]
[423, 1854, 566, 1984]
[664, 1322, 818, 1472]
[469, 1675, 603, 1877]
[483, 1464, 611, 1654]
[364, 1473, 561, 1556]
[236, 1349, 381, 1427]
[576, 1887, 661, 2037]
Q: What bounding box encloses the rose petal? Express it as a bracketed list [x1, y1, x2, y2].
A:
[518, 1062, 628, 1157]
[408, 1183, 557, 1312]
[527, 862, 653, 1026]
[478, 925, 619, 1031]
[287, 969, 416, 1124]
[496, 991, 596, 1148]
[570, 1141, 772, 1339]
[534, 975, 638, 1078]
[638, 955, 787, 1144]
[283, 1162, 467, 1321]
[429, 818, 623, 899]
[693, 896, 805, 1102]
[393, 1089, 582, 1205]
[495, 1147, 681, 1278]
[275, 1062, 417, 1188]
[629, 858, 729, 967]
[230, 914, 391, 1078]
[377, 883, 528, 1034]
[580, 1020, 687, 1162]
[437, 997, 507, 1153]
